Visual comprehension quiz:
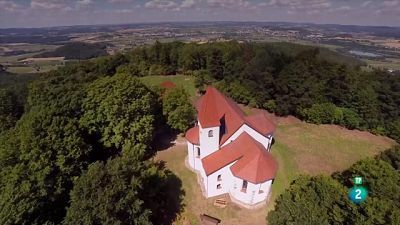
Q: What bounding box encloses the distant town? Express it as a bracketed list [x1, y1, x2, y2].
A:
[1, 22, 400, 74]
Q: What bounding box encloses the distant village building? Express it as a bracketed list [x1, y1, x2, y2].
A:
[185, 87, 278, 208]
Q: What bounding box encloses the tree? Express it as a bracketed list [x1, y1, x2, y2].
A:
[332, 157, 400, 225]
[377, 145, 400, 170]
[267, 175, 355, 225]
[0, 89, 19, 133]
[0, 107, 93, 225]
[333, 158, 400, 207]
[386, 119, 400, 143]
[301, 103, 340, 124]
[162, 87, 195, 132]
[208, 48, 224, 79]
[65, 145, 184, 225]
[64, 148, 152, 225]
[340, 107, 361, 129]
[80, 73, 158, 150]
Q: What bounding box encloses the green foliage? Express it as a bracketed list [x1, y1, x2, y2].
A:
[64, 146, 152, 225]
[387, 119, 400, 144]
[263, 100, 277, 113]
[340, 108, 361, 129]
[93, 53, 128, 76]
[301, 103, 362, 129]
[0, 107, 93, 225]
[301, 103, 339, 124]
[268, 175, 355, 225]
[65, 145, 184, 225]
[216, 80, 257, 106]
[193, 69, 214, 93]
[330, 156, 400, 225]
[104, 41, 400, 143]
[80, 73, 158, 149]
[0, 89, 19, 132]
[377, 145, 400, 170]
[335, 159, 400, 205]
[119, 41, 400, 142]
[162, 87, 196, 132]
[269, 151, 400, 225]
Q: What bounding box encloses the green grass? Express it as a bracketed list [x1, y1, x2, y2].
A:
[269, 141, 299, 208]
[140, 75, 197, 97]
[6, 66, 37, 74]
[6, 65, 60, 74]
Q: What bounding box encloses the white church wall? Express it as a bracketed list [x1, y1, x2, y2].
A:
[193, 145, 202, 171]
[230, 177, 272, 205]
[205, 161, 236, 198]
[199, 162, 208, 194]
[186, 114, 276, 206]
[187, 142, 195, 169]
[198, 122, 220, 158]
[242, 124, 271, 150]
[221, 124, 272, 150]
[252, 180, 273, 204]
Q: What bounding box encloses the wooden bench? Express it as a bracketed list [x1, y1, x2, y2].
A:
[213, 198, 227, 208]
[200, 214, 221, 225]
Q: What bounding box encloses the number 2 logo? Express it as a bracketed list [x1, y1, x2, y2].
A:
[355, 189, 362, 200]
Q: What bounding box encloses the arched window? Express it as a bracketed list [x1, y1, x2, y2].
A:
[217, 174, 222, 181]
[208, 130, 213, 137]
[217, 184, 221, 189]
[241, 180, 248, 193]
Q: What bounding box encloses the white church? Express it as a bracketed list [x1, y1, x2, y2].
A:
[185, 86, 278, 208]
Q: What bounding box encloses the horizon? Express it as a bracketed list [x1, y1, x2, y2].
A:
[1, 20, 400, 30]
[1, 0, 399, 28]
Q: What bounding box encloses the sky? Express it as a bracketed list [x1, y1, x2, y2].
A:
[0, 0, 399, 28]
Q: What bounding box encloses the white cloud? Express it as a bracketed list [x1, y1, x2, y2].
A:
[108, 0, 133, 2]
[181, 0, 196, 8]
[145, 0, 179, 10]
[362, 1, 372, 7]
[337, 5, 351, 11]
[31, 0, 69, 10]
[383, 0, 399, 7]
[263, 0, 331, 10]
[206, 0, 250, 9]
[77, 0, 93, 6]
[0, 0, 24, 12]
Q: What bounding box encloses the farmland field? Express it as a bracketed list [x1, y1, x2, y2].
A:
[363, 58, 400, 70]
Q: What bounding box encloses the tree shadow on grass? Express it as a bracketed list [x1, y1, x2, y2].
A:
[148, 161, 186, 225]
[150, 125, 179, 154]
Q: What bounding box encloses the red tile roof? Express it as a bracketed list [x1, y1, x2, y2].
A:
[196, 86, 275, 144]
[245, 113, 276, 135]
[202, 133, 278, 184]
[160, 81, 176, 89]
[185, 126, 199, 145]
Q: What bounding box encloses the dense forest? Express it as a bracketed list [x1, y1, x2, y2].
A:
[0, 61, 193, 224]
[34, 42, 108, 60]
[0, 41, 399, 224]
[116, 41, 400, 143]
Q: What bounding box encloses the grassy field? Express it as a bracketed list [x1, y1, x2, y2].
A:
[6, 64, 61, 74]
[140, 75, 197, 97]
[156, 113, 396, 225]
[364, 58, 400, 70]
